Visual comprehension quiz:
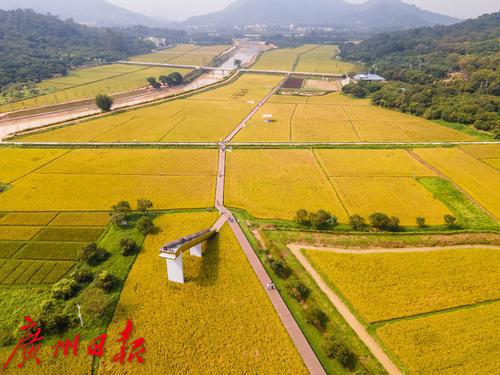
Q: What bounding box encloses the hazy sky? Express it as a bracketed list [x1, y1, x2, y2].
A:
[108, 0, 499, 21]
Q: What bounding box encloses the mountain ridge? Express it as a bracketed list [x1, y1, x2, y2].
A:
[0, 0, 169, 27]
[187, 0, 459, 30]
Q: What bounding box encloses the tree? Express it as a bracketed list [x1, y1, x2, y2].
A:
[137, 216, 155, 235]
[310, 210, 337, 230]
[94, 271, 118, 293]
[295, 209, 311, 226]
[79, 243, 109, 265]
[137, 199, 153, 215]
[147, 77, 161, 89]
[416, 217, 426, 228]
[349, 215, 368, 231]
[120, 238, 137, 256]
[168, 72, 184, 86]
[72, 267, 94, 284]
[444, 215, 457, 227]
[159, 75, 174, 86]
[95, 94, 113, 112]
[111, 201, 131, 228]
[369, 213, 400, 231]
[234, 59, 242, 69]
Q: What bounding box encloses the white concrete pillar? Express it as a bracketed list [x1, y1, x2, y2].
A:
[190, 243, 202, 258]
[166, 252, 184, 284]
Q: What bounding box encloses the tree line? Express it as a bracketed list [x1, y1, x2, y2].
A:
[340, 12, 500, 137]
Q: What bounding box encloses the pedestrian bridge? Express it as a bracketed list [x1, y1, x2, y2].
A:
[159, 215, 227, 283]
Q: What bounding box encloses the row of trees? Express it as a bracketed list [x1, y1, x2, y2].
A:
[146, 72, 184, 89]
[295, 209, 458, 232]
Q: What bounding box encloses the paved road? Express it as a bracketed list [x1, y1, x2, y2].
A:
[289, 246, 402, 375]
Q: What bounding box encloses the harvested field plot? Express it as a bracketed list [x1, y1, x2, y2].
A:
[304, 248, 500, 323]
[50, 212, 110, 227]
[376, 302, 500, 374]
[252, 45, 316, 71]
[0, 149, 67, 183]
[304, 79, 342, 91]
[315, 149, 435, 177]
[282, 77, 304, 89]
[415, 148, 500, 218]
[331, 177, 452, 225]
[14, 242, 82, 261]
[33, 227, 104, 242]
[100, 212, 307, 374]
[226, 150, 348, 221]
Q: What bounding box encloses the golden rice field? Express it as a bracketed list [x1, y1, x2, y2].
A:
[1, 65, 190, 112]
[376, 302, 500, 374]
[225, 149, 349, 221]
[100, 212, 307, 374]
[252, 45, 317, 71]
[0, 148, 217, 212]
[0, 148, 67, 183]
[331, 177, 452, 225]
[233, 93, 474, 143]
[129, 44, 229, 65]
[19, 73, 281, 143]
[303, 248, 500, 323]
[294, 45, 361, 74]
[415, 148, 500, 218]
[314, 149, 436, 177]
[460, 144, 500, 170]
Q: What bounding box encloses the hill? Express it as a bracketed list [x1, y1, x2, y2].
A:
[341, 12, 500, 137]
[187, 0, 458, 30]
[0, 9, 153, 88]
[0, 0, 167, 27]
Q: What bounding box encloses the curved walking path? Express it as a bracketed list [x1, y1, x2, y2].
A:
[288, 245, 402, 375]
[287, 243, 500, 255]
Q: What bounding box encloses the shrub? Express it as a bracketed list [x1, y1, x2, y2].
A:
[137, 199, 153, 215]
[72, 267, 94, 284]
[269, 259, 291, 280]
[416, 217, 426, 228]
[137, 217, 155, 235]
[305, 307, 329, 331]
[110, 211, 128, 228]
[120, 238, 138, 256]
[36, 299, 77, 334]
[51, 279, 78, 300]
[323, 336, 358, 369]
[79, 243, 109, 265]
[349, 215, 368, 231]
[83, 287, 112, 318]
[95, 94, 113, 112]
[286, 279, 310, 302]
[94, 271, 118, 293]
[147, 77, 161, 89]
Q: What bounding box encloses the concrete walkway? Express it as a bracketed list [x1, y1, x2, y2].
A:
[213, 81, 326, 374]
[289, 246, 402, 375]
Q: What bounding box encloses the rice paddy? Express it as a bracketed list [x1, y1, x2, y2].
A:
[128, 44, 230, 65]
